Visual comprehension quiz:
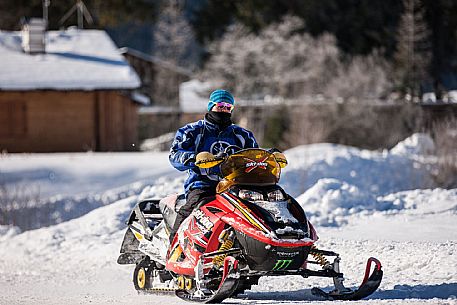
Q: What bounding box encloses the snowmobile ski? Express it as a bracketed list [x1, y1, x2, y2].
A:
[311, 257, 383, 300]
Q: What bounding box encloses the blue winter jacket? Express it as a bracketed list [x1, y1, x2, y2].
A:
[169, 119, 258, 194]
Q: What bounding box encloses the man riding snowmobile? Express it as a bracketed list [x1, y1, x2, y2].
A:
[168, 89, 258, 242]
[118, 146, 383, 302]
[117, 90, 383, 302]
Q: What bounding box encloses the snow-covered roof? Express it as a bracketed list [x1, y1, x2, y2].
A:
[120, 47, 193, 78]
[0, 28, 140, 90]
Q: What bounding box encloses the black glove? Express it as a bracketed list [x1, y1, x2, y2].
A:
[183, 154, 196, 165]
[267, 147, 282, 153]
[215, 151, 228, 159]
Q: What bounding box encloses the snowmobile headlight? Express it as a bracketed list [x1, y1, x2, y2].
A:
[267, 189, 285, 201]
[239, 189, 264, 201]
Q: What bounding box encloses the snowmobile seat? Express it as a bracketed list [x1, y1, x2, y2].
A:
[145, 216, 162, 229]
[125, 198, 162, 230]
[136, 198, 163, 229]
[158, 193, 186, 231]
[138, 198, 162, 214]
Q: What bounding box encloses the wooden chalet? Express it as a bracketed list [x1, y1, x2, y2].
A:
[0, 24, 143, 152]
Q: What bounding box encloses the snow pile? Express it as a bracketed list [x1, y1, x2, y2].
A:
[379, 188, 457, 215]
[296, 178, 401, 226]
[284, 133, 441, 226]
[390, 133, 435, 156]
[296, 180, 457, 228]
[282, 141, 435, 198]
[317, 188, 457, 243]
[0, 225, 21, 241]
[7, 177, 175, 231]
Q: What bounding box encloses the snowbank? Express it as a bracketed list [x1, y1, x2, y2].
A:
[0, 152, 183, 230]
[297, 179, 457, 227]
[281, 135, 436, 198]
[296, 178, 400, 226]
[390, 133, 435, 156]
[0, 225, 21, 241]
[284, 133, 445, 226]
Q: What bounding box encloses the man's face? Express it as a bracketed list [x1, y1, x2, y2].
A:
[212, 102, 234, 113]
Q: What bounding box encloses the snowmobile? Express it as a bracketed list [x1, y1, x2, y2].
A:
[117, 147, 383, 302]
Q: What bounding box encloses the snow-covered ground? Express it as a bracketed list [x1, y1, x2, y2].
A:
[0, 134, 456, 305]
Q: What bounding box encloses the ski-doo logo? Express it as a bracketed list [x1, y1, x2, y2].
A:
[244, 156, 269, 173]
[193, 209, 214, 232]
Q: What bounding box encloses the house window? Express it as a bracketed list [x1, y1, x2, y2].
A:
[0, 100, 27, 138]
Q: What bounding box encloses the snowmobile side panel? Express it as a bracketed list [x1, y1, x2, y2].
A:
[159, 194, 183, 231]
[118, 227, 144, 264]
[117, 252, 144, 265]
[166, 205, 228, 277]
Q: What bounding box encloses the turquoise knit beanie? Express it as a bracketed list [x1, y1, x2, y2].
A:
[208, 89, 235, 111]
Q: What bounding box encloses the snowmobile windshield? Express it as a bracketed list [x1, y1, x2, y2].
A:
[219, 149, 281, 185]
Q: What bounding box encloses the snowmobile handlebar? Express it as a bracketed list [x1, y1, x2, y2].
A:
[195, 151, 226, 168]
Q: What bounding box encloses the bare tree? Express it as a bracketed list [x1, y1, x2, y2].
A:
[153, 0, 199, 69]
[203, 15, 391, 101]
[394, 0, 432, 99]
[202, 16, 342, 98]
[326, 50, 393, 101]
[150, 1, 200, 105]
[0, 175, 42, 230]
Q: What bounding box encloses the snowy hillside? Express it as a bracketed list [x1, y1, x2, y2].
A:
[0, 152, 183, 230]
[0, 134, 456, 305]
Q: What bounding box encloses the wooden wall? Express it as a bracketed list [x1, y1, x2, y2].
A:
[96, 91, 138, 151]
[0, 91, 138, 152]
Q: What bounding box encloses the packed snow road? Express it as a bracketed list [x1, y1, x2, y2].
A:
[0, 135, 456, 304]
